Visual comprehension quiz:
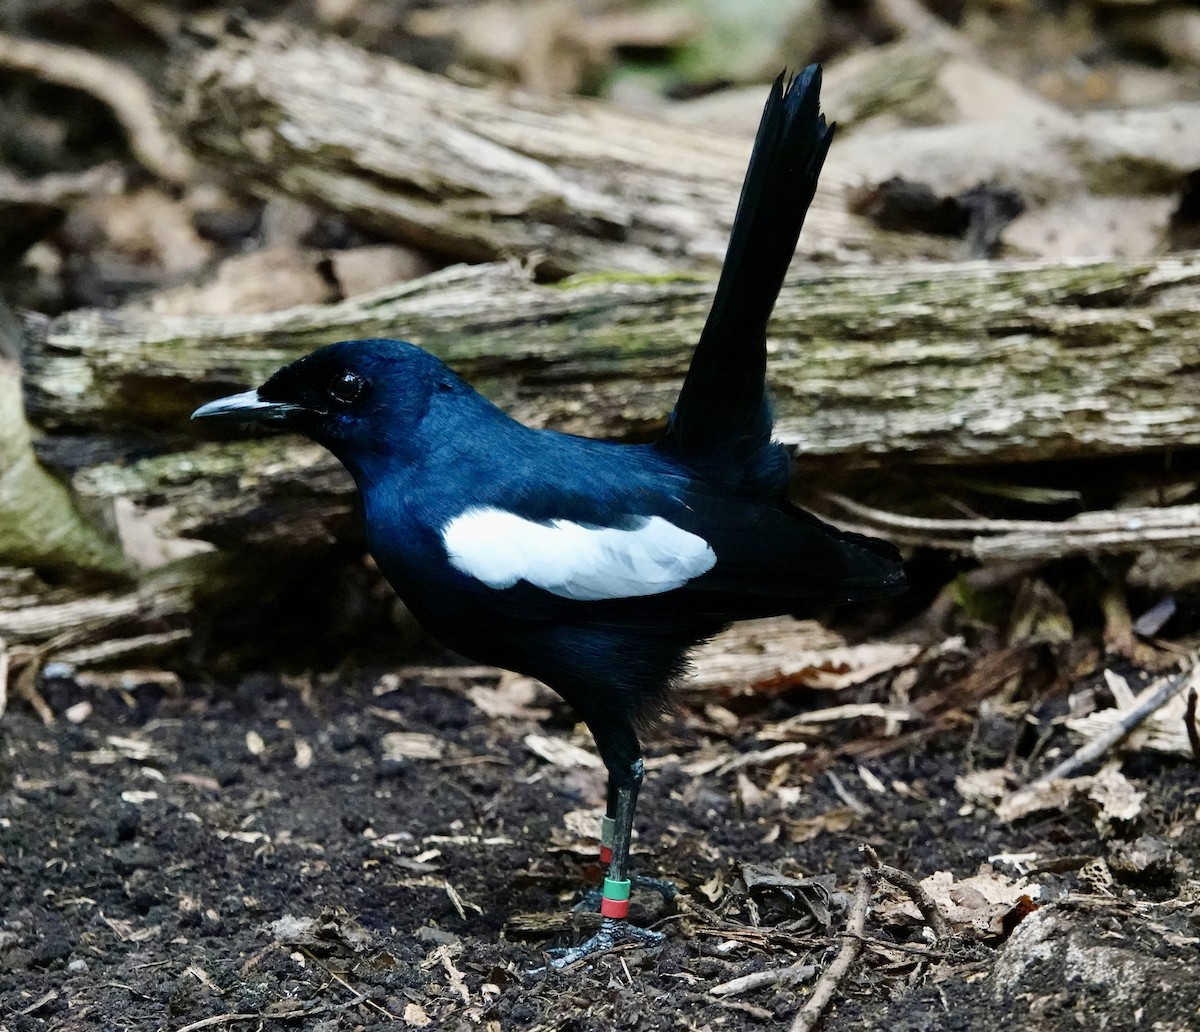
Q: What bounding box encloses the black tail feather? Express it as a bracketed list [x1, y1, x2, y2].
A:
[662, 66, 834, 468]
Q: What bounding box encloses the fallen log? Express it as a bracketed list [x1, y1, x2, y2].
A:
[0, 304, 127, 579]
[26, 254, 1200, 466]
[170, 25, 1200, 270]
[170, 23, 891, 274]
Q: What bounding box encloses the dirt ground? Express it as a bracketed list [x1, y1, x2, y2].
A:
[4, 1, 1200, 1029]
[3, 658, 1198, 1032]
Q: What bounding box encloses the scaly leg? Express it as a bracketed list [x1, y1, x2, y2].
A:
[545, 759, 664, 968]
[572, 772, 676, 911]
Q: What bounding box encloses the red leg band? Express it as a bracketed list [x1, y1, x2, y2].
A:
[600, 896, 630, 919]
[599, 846, 613, 864]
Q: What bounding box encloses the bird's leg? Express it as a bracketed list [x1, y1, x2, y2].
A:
[546, 759, 665, 968]
[572, 773, 676, 911]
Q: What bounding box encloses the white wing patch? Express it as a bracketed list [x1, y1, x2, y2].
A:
[441, 505, 716, 601]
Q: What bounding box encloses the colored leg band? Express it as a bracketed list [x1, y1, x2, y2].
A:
[599, 846, 613, 864]
[600, 896, 629, 919]
[600, 876, 631, 917]
[603, 877, 631, 901]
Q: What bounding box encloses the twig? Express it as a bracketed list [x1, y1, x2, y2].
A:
[0, 636, 8, 720]
[999, 664, 1197, 820]
[174, 1015, 260, 1032]
[841, 932, 951, 960]
[710, 963, 818, 998]
[0, 33, 192, 182]
[11, 644, 54, 726]
[680, 990, 774, 1020]
[822, 494, 1200, 562]
[789, 866, 874, 1032]
[17, 990, 59, 1016]
[300, 947, 394, 1019]
[8, 625, 101, 725]
[1186, 687, 1199, 768]
[56, 629, 191, 667]
[863, 845, 949, 943]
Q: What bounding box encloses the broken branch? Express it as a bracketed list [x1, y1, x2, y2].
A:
[789, 865, 875, 1032]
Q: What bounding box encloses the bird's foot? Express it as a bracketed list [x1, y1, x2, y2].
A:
[541, 917, 665, 970]
[571, 874, 678, 914]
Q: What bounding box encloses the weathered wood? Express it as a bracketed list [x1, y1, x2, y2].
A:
[26, 254, 1200, 467]
[170, 25, 1200, 272]
[0, 561, 201, 645]
[1, 307, 127, 578]
[172, 23, 881, 276]
[72, 438, 356, 552]
[824, 495, 1200, 563]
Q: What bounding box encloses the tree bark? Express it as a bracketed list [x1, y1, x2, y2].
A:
[170, 23, 894, 276]
[27, 254, 1200, 467]
[1, 305, 127, 580]
[169, 25, 1200, 273]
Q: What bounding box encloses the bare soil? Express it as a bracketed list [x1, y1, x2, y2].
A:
[3, 665, 1198, 1031]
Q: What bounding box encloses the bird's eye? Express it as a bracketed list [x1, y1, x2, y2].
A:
[328, 371, 365, 405]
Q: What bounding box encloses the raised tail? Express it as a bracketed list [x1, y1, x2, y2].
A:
[661, 66, 834, 473]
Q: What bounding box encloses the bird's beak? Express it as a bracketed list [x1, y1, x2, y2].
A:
[191, 389, 301, 424]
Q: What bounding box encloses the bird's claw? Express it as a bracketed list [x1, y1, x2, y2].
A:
[540, 917, 665, 970]
[571, 874, 679, 913]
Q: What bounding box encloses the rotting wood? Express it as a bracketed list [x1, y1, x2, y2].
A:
[171, 24, 876, 277]
[0, 561, 202, 645]
[169, 25, 1200, 271]
[26, 254, 1200, 466]
[1, 308, 128, 578]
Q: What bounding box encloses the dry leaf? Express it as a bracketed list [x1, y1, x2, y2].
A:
[1066, 668, 1195, 757]
[879, 866, 1042, 937]
[996, 776, 1086, 822]
[404, 1002, 432, 1027]
[560, 807, 604, 840]
[1088, 765, 1146, 834]
[268, 909, 375, 952]
[698, 870, 724, 903]
[956, 768, 1015, 808]
[787, 808, 856, 843]
[467, 674, 551, 720]
[736, 771, 767, 809]
[687, 618, 919, 695]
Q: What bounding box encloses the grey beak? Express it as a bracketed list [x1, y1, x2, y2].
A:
[191, 389, 300, 423]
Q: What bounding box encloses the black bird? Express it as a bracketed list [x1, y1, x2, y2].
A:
[194, 66, 905, 966]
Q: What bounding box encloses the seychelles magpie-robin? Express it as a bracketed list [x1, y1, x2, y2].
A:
[194, 66, 905, 966]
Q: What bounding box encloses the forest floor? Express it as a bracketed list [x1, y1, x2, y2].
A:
[3, 654, 1198, 1032]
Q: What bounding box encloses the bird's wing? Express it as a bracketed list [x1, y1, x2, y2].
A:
[666, 487, 905, 605]
[441, 504, 716, 602]
[660, 66, 833, 483]
[437, 484, 902, 611]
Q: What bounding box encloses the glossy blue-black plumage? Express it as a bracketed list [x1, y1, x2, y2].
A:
[196, 67, 905, 781]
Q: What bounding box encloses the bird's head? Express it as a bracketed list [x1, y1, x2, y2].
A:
[192, 338, 454, 477]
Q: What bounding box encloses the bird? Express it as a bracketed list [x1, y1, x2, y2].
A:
[193, 65, 905, 967]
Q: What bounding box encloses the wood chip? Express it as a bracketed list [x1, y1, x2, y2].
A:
[716, 741, 809, 775]
[380, 732, 445, 762]
[689, 618, 920, 694]
[523, 733, 602, 769]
